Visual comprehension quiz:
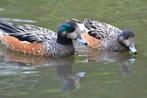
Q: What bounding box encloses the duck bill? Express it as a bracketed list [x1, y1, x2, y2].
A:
[75, 36, 88, 46]
[128, 44, 137, 54]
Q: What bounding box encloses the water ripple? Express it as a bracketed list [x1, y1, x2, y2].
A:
[0, 8, 4, 11]
[0, 17, 38, 23]
[0, 65, 38, 76]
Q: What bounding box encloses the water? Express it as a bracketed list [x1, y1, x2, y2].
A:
[0, 0, 147, 98]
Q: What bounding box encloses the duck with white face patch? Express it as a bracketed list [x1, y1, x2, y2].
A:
[57, 20, 88, 46]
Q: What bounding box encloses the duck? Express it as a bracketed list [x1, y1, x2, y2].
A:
[0, 19, 87, 57]
[70, 18, 137, 54]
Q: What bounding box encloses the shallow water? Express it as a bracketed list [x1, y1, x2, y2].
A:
[0, 0, 147, 98]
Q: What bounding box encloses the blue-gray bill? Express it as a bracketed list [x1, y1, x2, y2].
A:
[129, 44, 137, 54]
[76, 37, 88, 46]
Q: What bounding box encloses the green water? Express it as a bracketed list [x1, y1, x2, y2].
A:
[0, 0, 147, 98]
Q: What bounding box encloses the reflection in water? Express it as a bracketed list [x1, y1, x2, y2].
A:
[56, 65, 86, 92]
[0, 43, 136, 94]
[0, 45, 86, 93]
[0, 8, 4, 11]
[120, 57, 136, 76]
[0, 43, 135, 92]
[0, 38, 141, 98]
[76, 45, 136, 76]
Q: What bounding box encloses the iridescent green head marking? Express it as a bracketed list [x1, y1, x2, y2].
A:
[58, 22, 76, 34]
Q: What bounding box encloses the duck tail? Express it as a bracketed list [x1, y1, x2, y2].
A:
[0, 19, 18, 35]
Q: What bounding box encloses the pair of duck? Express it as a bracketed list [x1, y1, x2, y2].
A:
[0, 18, 137, 57]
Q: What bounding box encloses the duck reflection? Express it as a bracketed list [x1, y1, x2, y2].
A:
[56, 64, 85, 92]
[76, 46, 136, 76]
[0, 44, 136, 92]
[0, 45, 85, 92]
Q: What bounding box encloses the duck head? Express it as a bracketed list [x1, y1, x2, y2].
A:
[118, 30, 137, 54]
[57, 20, 87, 46]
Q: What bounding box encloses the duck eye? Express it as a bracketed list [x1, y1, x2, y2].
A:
[121, 31, 129, 39]
[123, 34, 129, 39]
[67, 27, 75, 33]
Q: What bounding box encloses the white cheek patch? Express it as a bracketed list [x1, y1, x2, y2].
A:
[67, 32, 78, 39]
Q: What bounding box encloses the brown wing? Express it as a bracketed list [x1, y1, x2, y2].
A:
[1, 35, 46, 56]
[81, 33, 102, 48]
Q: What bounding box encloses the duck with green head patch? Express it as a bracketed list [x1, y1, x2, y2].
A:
[0, 19, 87, 57]
[70, 18, 137, 54]
[58, 20, 88, 46]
